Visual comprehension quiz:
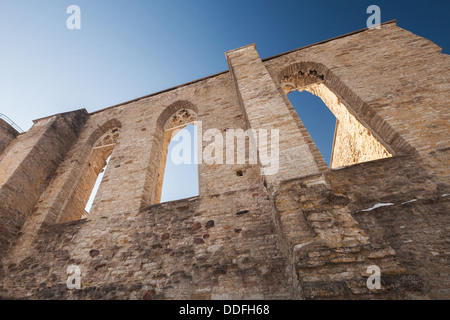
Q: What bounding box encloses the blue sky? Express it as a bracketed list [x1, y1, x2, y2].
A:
[289, 91, 337, 165]
[1, 1, 449, 203]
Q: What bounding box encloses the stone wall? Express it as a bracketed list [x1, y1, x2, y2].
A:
[274, 154, 449, 299]
[327, 154, 449, 299]
[0, 119, 19, 157]
[0, 185, 293, 299]
[0, 21, 448, 299]
[0, 110, 87, 257]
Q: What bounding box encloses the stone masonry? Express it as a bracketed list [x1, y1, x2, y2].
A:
[0, 21, 448, 299]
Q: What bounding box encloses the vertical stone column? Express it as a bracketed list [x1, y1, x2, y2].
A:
[0, 110, 88, 256]
[226, 44, 320, 188]
[225, 45, 405, 299]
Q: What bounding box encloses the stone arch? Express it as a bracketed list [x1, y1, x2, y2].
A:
[141, 100, 199, 206]
[278, 61, 415, 167]
[156, 100, 198, 129]
[43, 118, 122, 225]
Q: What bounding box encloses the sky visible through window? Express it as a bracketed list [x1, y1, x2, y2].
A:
[0, 1, 448, 205]
[288, 91, 337, 166]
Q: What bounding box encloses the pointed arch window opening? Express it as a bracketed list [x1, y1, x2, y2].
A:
[57, 127, 120, 224]
[159, 123, 199, 203]
[151, 107, 200, 205]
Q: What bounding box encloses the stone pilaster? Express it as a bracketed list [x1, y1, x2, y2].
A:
[226, 44, 320, 189]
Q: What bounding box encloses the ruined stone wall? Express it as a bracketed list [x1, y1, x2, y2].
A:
[274, 154, 448, 299]
[0, 21, 448, 300]
[0, 186, 293, 299]
[330, 155, 449, 299]
[0, 71, 294, 299]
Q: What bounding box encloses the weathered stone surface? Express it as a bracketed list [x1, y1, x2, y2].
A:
[0, 110, 88, 257]
[0, 21, 448, 300]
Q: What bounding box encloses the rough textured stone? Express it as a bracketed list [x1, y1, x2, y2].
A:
[0, 21, 448, 300]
